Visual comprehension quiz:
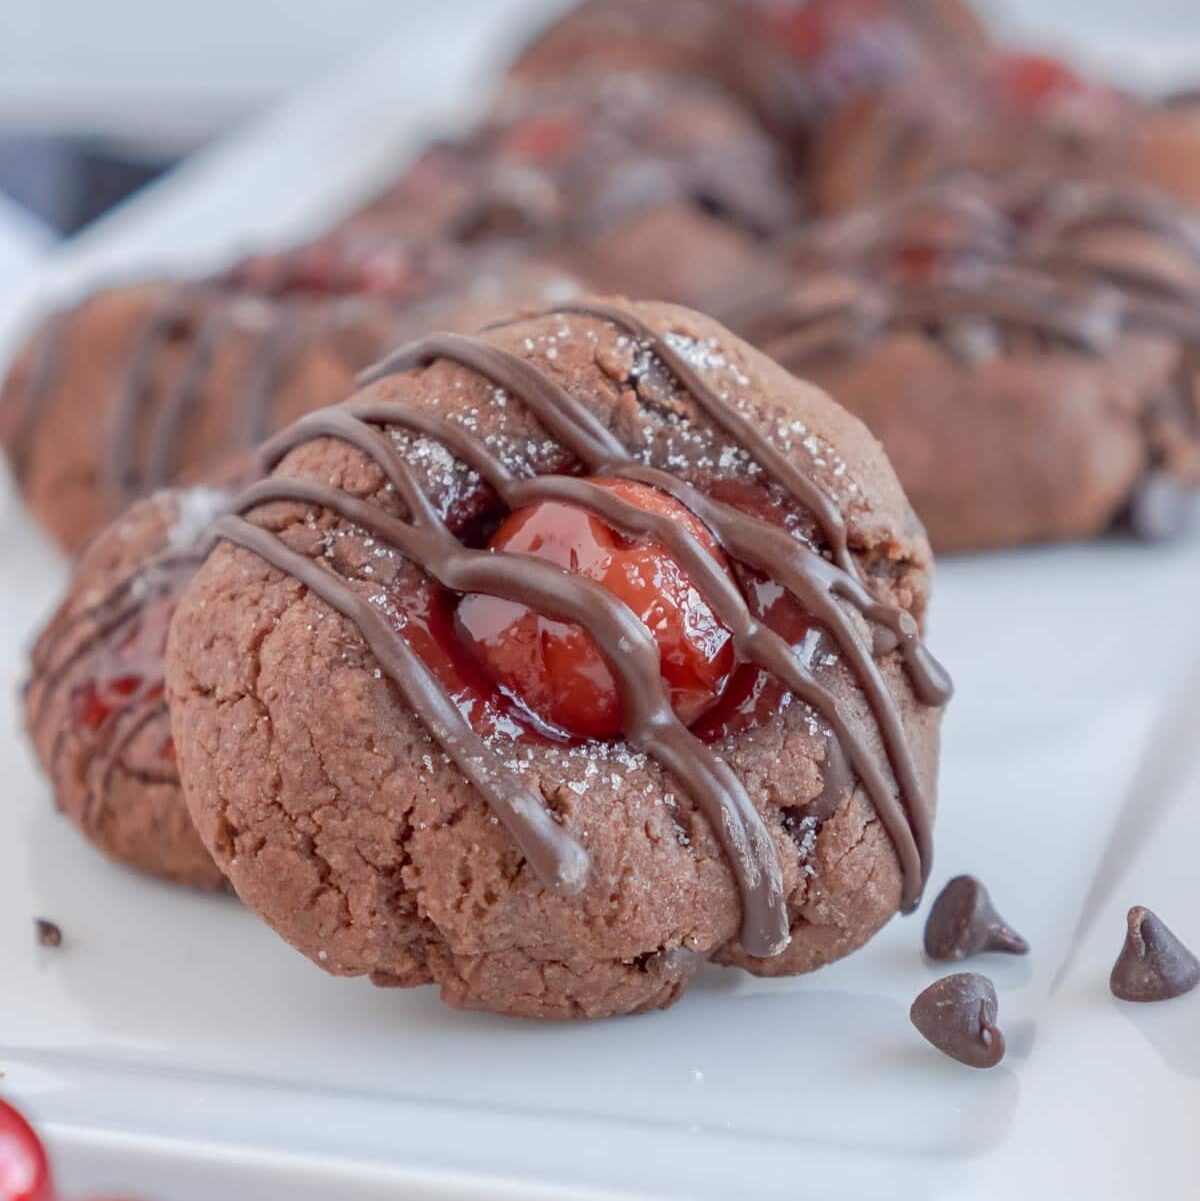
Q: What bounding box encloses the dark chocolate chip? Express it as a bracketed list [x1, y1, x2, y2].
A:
[1124, 472, 1200, 543]
[1110, 906, 1200, 1003]
[923, 875, 1029, 962]
[910, 972, 1006, 1068]
[34, 919, 62, 948]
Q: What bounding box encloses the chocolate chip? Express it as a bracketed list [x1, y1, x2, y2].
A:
[910, 972, 1006, 1068]
[1110, 906, 1200, 1003]
[34, 919, 62, 948]
[923, 875, 1029, 962]
[1124, 472, 1199, 543]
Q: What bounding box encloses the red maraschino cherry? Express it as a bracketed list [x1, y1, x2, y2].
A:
[457, 479, 737, 740]
[0, 1100, 53, 1201]
[0, 1098, 146, 1201]
[994, 52, 1093, 117]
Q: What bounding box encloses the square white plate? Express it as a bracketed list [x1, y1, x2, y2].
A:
[2, 4, 1200, 1198]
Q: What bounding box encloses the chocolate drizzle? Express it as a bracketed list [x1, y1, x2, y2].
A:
[29, 546, 202, 808]
[1024, 180, 1200, 303]
[3, 282, 391, 525]
[213, 303, 948, 958]
[726, 268, 1126, 372]
[6, 309, 71, 487]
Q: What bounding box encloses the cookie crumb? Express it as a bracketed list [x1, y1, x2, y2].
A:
[34, 919, 63, 949]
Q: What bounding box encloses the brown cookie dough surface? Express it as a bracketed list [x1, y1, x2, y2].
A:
[25, 488, 228, 888]
[167, 298, 944, 1019]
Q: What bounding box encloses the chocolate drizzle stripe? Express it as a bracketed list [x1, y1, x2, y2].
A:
[226, 471, 788, 955]
[892, 281, 1124, 352]
[729, 275, 1126, 366]
[779, 184, 1017, 262]
[144, 309, 230, 491]
[360, 332, 625, 468]
[1030, 182, 1200, 262]
[8, 308, 72, 487]
[107, 288, 198, 502]
[213, 510, 593, 902]
[263, 407, 445, 529]
[720, 290, 880, 352]
[92, 698, 172, 806]
[237, 304, 305, 448]
[12, 283, 356, 519]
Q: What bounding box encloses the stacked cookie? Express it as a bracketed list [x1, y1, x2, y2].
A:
[4, 0, 1199, 1018]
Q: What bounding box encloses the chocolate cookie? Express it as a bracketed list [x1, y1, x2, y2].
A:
[509, 0, 989, 152]
[167, 297, 948, 1019]
[726, 0, 990, 148]
[1, 254, 583, 557]
[507, 0, 733, 90]
[809, 52, 1137, 216]
[728, 269, 1199, 552]
[25, 488, 228, 888]
[341, 72, 798, 306]
[779, 176, 1200, 308]
[1132, 93, 1200, 211]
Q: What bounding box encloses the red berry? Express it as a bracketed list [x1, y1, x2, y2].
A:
[457, 479, 737, 740]
[995, 53, 1087, 116]
[766, 0, 888, 62]
[69, 589, 172, 742]
[0, 1100, 53, 1201]
[499, 116, 579, 163]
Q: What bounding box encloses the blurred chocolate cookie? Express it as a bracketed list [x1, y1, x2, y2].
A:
[728, 268, 1200, 552]
[25, 488, 228, 887]
[341, 72, 799, 306]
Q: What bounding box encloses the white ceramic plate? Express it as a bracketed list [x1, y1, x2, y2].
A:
[2, 5, 1200, 1198]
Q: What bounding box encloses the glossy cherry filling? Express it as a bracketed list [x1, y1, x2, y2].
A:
[763, 0, 896, 63]
[497, 114, 581, 164]
[456, 479, 738, 741]
[0, 1097, 143, 1201]
[992, 52, 1110, 118]
[0, 1099, 52, 1201]
[67, 587, 177, 759]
